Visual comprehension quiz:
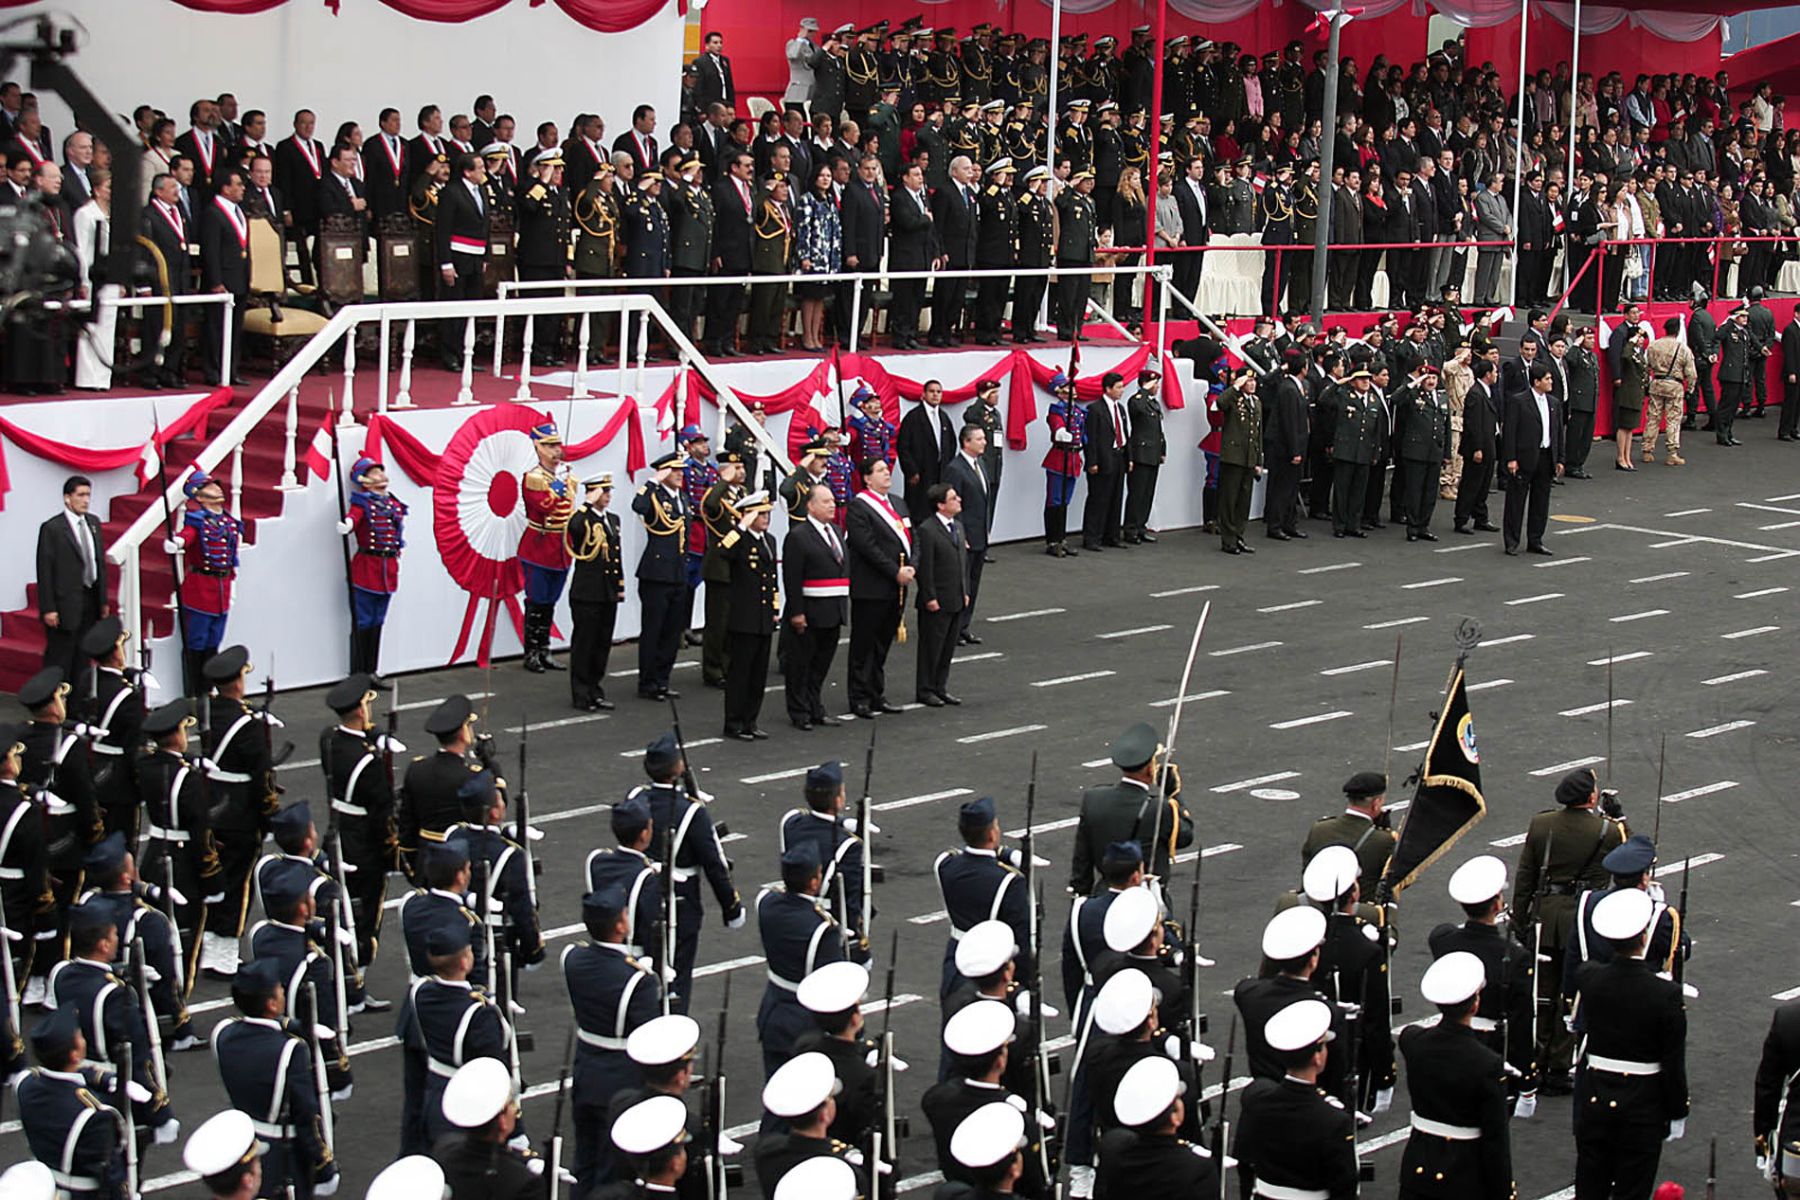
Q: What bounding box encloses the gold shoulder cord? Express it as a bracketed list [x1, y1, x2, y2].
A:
[566, 512, 610, 562]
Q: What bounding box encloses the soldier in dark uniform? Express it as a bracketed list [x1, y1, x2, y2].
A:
[434, 1057, 543, 1199]
[1098, 1053, 1219, 1200]
[1003, 102, 1037, 166]
[792, 961, 879, 1152]
[71, 831, 198, 1050]
[1054, 171, 1098, 341]
[1302, 770, 1397, 901]
[1511, 767, 1626, 1094]
[1019, 40, 1050, 113]
[948, 101, 984, 168]
[573, 161, 622, 336]
[15, 1006, 128, 1200]
[481, 142, 517, 212]
[515, 151, 573, 365]
[74, 618, 144, 843]
[959, 26, 992, 104]
[1091, 102, 1123, 220]
[1428, 856, 1536, 1101]
[1233, 907, 1346, 1089]
[317, 672, 397, 1001]
[623, 174, 671, 353]
[1058, 100, 1093, 175]
[1570, 888, 1688, 1199]
[778, 762, 870, 954]
[605, 1092, 699, 1200]
[1302, 845, 1394, 1114]
[1069, 723, 1191, 894]
[1326, 369, 1381, 539]
[925, 1002, 1044, 1194]
[962, 380, 1005, 527]
[1755, 994, 1800, 1188]
[756, 842, 850, 1102]
[1395, 364, 1452, 541]
[398, 837, 487, 989]
[698, 451, 748, 694]
[398, 695, 500, 880]
[566, 474, 625, 712]
[632, 452, 689, 703]
[1222, 156, 1257, 236]
[1232, 998, 1359, 1199]
[1014, 167, 1054, 344]
[719, 490, 779, 741]
[564, 885, 664, 1195]
[1398, 952, 1515, 1200]
[846, 30, 882, 122]
[0, 716, 52, 1022]
[195, 647, 280, 980]
[248, 864, 354, 1099]
[934, 796, 1033, 999]
[974, 159, 1018, 346]
[676, 429, 719, 657]
[977, 100, 1007, 166]
[454, 769, 546, 989]
[1562, 835, 1689, 1006]
[1259, 161, 1296, 315]
[668, 159, 715, 345]
[944, 919, 1047, 1101]
[15, 666, 100, 1003]
[924, 29, 962, 108]
[631, 731, 744, 1011]
[133, 700, 218, 1000]
[747, 174, 793, 355]
[753, 1051, 870, 1195]
[394, 914, 510, 1155]
[585, 795, 663, 960]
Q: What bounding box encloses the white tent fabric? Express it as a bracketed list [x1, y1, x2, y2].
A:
[1038, 0, 1723, 42]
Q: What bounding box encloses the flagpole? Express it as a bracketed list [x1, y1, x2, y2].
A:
[1506, 0, 1531, 309]
[1045, 0, 1064, 171]
[1566, 0, 1582, 198]
[1309, 11, 1346, 320]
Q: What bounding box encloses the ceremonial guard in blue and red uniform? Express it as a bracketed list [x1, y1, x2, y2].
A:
[820, 428, 857, 525]
[1041, 372, 1085, 557]
[845, 387, 896, 481]
[518, 423, 576, 674]
[165, 470, 243, 693]
[679, 425, 719, 651]
[335, 457, 408, 678]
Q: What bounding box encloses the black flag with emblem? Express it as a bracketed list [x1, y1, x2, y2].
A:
[1378, 661, 1485, 900]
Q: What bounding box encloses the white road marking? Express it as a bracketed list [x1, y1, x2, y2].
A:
[1723, 625, 1780, 639]
[1766, 493, 1800, 502]
[898, 1172, 946, 1193]
[959, 724, 1049, 743]
[1466, 679, 1514, 692]
[1664, 508, 1711, 517]
[1665, 781, 1739, 803]
[1583, 520, 1800, 557]
[1401, 576, 1462, 589]
[1609, 609, 1669, 623]
[1299, 561, 1361, 574]
[1213, 771, 1301, 793]
[537, 801, 615, 825]
[1531, 755, 1606, 777]
[1211, 640, 1283, 656]
[1650, 538, 1699, 549]
[1258, 600, 1323, 613]
[1760, 520, 1800, 531]
[1149, 689, 1230, 708]
[395, 690, 492, 712]
[1082, 757, 1113, 768]
[1533, 1187, 1576, 1200]
[1174, 842, 1245, 864]
[1774, 985, 1800, 1001]
[1653, 853, 1723, 877]
[1099, 623, 1174, 638]
[695, 955, 769, 978]
[1358, 1128, 1414, 1154]
[1482, 633, 1536, 647]
[1433, 542, 1487, 552]
[908, 911, 949, 925]
[1739, 501, 1800, 515]
[952, 651, 1005, 664]
[504, 713, 608, 732]
[1006, 816, 1079, 836]
[1737, 586, 1790, 599]
[864, 994, 922, 1015]
[610, 660, 698, 678]
[741, 766, 811, 784]
[1630, 571, 1690, 584]
[1588, 652, 1652, 666]
[1491, 833, 1528, 847]
[1505, 593, 1563, 605]
[1534, 555, 1592, 568]
[1560, 698, 1632, 717]
[1394, 740, 1429, 752]
[1270, 710, 1352, 730]
[276, 758, 319, 772]
[1687, 720, 1755, 739]
[1704, 669, 1768, 685]
[1320, 660, 1392, 676]
[988, 607, 1066, 622]
[1365, 616, 1429, 629]
[1747, 551, 1800, 563]
[1031, 670, 1117, 687]
[874, 787, 974, 812]
[619, 737, 721, 757]
[1151, 584, 1220, 597]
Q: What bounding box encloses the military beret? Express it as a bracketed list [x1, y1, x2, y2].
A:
[1110, 721, 1158, 771]
[202, 645, 250, 683]
[28, 1004, 82, 1061]
[268, 802, 313, 842]
[425, 915, 474, 958]
[83, 831, 128, 876]
[1555, 767, 1597, 806]
[232, 956, 284, 998]
[805, 761, 844, 791]
[17, 666, 66, 710]
[79, 616, 125, 660]
[324, 672, 385, 714]
[644, 731, 681, 776]
[1602, 834, 1657, 876]
[424, 694, 475, 735]
[1343, 770, 1386, 799]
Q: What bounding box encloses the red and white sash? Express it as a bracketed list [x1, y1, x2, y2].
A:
[292, 135, 321, 179]
[379, 135, 404, 183]
[191, 129, 216, 178]
[215, 196, 247, 248]
[156, 200, 186, 243]
[856, 491, 911, 548]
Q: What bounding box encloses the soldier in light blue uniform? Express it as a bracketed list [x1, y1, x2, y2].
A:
[777, 761, 870, 958]
[395, 914, 510, 1155]
[585, 794, 663, 960]
[933, 796, 1033, 999]
[755, 841, 850, 1130]
[15, 1006, 128, 1200]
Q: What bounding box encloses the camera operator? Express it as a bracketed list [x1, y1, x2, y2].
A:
[3, 160, 73, 396]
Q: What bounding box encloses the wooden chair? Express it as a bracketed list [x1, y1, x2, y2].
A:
[242, 215, 330, 367]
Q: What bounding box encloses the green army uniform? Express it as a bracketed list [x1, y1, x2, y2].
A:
[867, 101, 903, 181]
[698, 470, 747, 689]
[778, 465, 822, 521]
[1329, 378, 1382, 538]
[1068, 721, 1195, 894]
[1216, 382, 1263, 552]
[1302, 784, 1396, 902]
[1395, 375, 1452, 539]
[668, 177, 716, 342]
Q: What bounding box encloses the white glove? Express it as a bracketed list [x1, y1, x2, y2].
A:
[162, 538, 182, 555]
[1035, 1108, 1056, 1130]
[866, 1048, 880, 1068]
[726, 910, 747, 930]
[526, 1159, 546, 1178]
[375, 733, 408, 754]
[1514, 1090, 1538, 1120]
[153, 883, 189, 907]
[315, 1174, 342, 1197]
[719, 1133, 746, 1156]
[1666, 1118, 1686, 1142]
[1646, 881, 1667, 904]
[152, 1118, 181, 1145]
[875, 1161, 894, 1177]
[143, 965, 162, 984]
[35, 927, 59, 941]
[315, 1024, 338, 1042]
[1372, 1087, 1394, 1115]
[509, 1134, 533, 1153]
[331, 1083, 354, 1102]
[125, 1080, 152, 1103]
[1053, 428, 1073, 444]
[663, 965, 678, 984]
[203, 892, 226, 905]
[340, 861, 357, 875]
[335, 517, 355, 535]
[842, 816, 881, 836]
[524, 960, 542, 973]
[69, 722, 99, 740]
[0, 925, 19, 943]
[335, 925, 355, 948]
[139, 670, 161, 692]
[1164, 1035, 1215, 1063]
[1014, 990, 1033, 1016]
[260, 711, 285, 729]
[891, 1054, 909, 1072]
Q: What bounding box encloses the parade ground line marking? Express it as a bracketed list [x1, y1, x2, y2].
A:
[537, 801, 615, 825]
[1259, 599, 1323, 613]
[1401, 576, 1462, 589]
[619, 737, 720, 757]
[988, 607, 1066, 622]
[1211, 640, 1283, 656]
[1654, 853, 1723, 877]
[1150, 689, 1230, 708]
[1740, 501, 1800, 516]
[1082, 757, 1113, 768]
[393, 690, 492, 712]
[1665, 781, 1739, 803]
[1610, 609, 1669, 623]
[1506, 593, 1563, 605]
[1175, 842, 1245, 864]
[1704, 669, 1768, 685]
[1737, 586, 1790, 599]
[1270, 710, 1352, 730]
[1760, 520, 1800, 531]
[959, 724, 1048, 743]
[1433, 542, 1486, 552]
[1630, 571, 1690, 584]
[1688, 720, 1756, 739]
[1298, 561, 1361, 575]
[504, 713, 608, 732]
[741, 766, 811, 784]
[1032, 670, 1117, 688]
[1560, 698, 1632, 717]
[1664, 508, 1711, 517]
[1005, 816, 1079, 837]
[1534, 555, 1591, 568]
[1213, 771, 1301, 793]
[1482, 634, 1537, 647]
[611, 660, 697, 679]
[1466, 679, 1514, 692]
[1321, 659, 1391, 676]
[1394, 740, 1429, 752]
[1531, 755, 1606, 777]
[1588, 652, 1652, 666]
[1365, 616, 1429, 629]
[1491, 833, 1528, 847]
[1151, 584, 1220, 597]
[875, 787, 974, 812]
[1099, 623, 1174, 638]
[952, 650, 1005, 664]
[1723, 625, 1780, 639]
[1580, 519, 1800, 557]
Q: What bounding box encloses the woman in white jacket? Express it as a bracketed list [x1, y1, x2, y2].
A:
[72, 167, 117, 390]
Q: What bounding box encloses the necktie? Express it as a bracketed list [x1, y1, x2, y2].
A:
[76, 518, 95, 586]
[825, 524, 842, 561]
[1112, 402, 1124, 448]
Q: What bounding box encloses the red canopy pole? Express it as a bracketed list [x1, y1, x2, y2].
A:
[1145, 0, 1168, 321]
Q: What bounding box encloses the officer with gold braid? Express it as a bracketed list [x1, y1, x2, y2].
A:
[566, 473, 624, 713]
[698, 451, 748, 691]
[632, 451, 690, 703]
[573, 159, 621, 353]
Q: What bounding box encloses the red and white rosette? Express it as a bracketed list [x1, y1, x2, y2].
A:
[434, 405, 542, 666]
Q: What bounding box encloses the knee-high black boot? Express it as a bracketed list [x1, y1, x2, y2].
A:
[522, 604, 547, 673]
[538, 603, 565, 671]
[364, 624, 385, 679]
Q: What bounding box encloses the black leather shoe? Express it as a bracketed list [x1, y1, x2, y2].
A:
[727, 729, 757, 742]
[750, 727, 770, 739]
[1475, 522, 1500, 533]
[1527, 545, 1553, 556]
[850, 705, 876, 720]
[916, 694, 945, 707]
[1235, 540, 1255, 554]
[983, 554, 997, 564]
[1505, 546, 1520, 556]
[1221, 543, 1241, 554]
[815, 715, 842, 728]
[1060, 543, 1079, 556]
[1333, 530, 1347, 539]
[792, 719, 815, 731]
[878, 702, 905, 714]
[958, 633, 983, 646]
[1267, 530, 1292, 541]
[1454, 523, 1472, 534]
[1138, 532, 1158, 543]
[1286, 528, 1308, 539]
[937, 692, 963, 706]
[1416, 531, 1439, 542]
[1082, 542, 1105, 552]
[1347, 530, 1368, 538]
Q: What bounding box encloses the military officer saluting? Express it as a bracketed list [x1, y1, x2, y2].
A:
[566, 473, 626, 713]
[399, 694, 500, 880]
[15, 1006, 129, 1200]
[756, 843, 850, 1088]
[668, 158, 715, 344]
[1428, 856, 1535, 1097]
[720, 490, 779, 742]
[1395, 364, 1453, 542]
[435, 1057, 543, 1199]
[698, 451, 748, 691]
[974, 159, 1018, 347]
[74, 617, 145, 841]
[1398, 952, 1515, 1200]
[1511, 766, 1625, 1095]
[935, 796, 1033, 999]
[1069, 722, 1192, 894]
[1303, 770, 1397, 902]
[1098, 1054, 1219, 1199]
[318, 672, 398, 997]
[396, 915, 511, 1155]
[633, 452, 690, 703]
[574, 160, 622, 282]
[1570, 888, 1688, 1199]
[753, 1052, 870, 1194]
[585, 793, 663, 958]
[779, 762, 870, 955]
[515, 150, 573, 366]
[1328, 369, 1383, 539]
[1232, 998, 1360, 1200]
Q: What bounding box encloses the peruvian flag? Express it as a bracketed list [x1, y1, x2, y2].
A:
[304, 418, 335, 481]
[1253, 172, 1268, 193]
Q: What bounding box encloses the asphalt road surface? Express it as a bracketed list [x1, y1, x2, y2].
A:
[16, 429, 1800, 1200]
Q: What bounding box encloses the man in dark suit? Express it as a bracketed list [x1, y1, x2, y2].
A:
[781, 486, 849, 731]
[1081, 372, 1131, 550]
[942, 425, 990, 643]
[844, 458, 913, 720]
[174, 98, 225, 199]
[1501, 361, 1564, 556]
[1174, 155, 1209, 301]
[707, 150, 755, 357]
[36, 475, 107, 680]
[275, 110, 327, 280]
[406, 106, 448, 182]
[199, 166, 251, 384]
[317, 143, 368, 232]
[695, 33, 737, 114]
[841, 153, 886, 342]
[141, 171, 191, 388]
[361, 108, 409, 222]
[1781, 308, 1800, 442]
[912, 483, 968, 707]
[1264, 349, 1310, 540]
[887, 163, 939, 350]
[897, 381, 957, 519]
[929, 156, 979, 347]
[1455, 355, 1501, 535]
[613, 105, 659, 177]
[433, 153, 491, 371]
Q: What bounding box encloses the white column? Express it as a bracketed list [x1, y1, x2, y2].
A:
[1506, 0, 1531, 308]
[394, 320, 417, 410]
[278, 385, 302, 491]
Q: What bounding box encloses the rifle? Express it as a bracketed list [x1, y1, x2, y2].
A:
[1604, 652, 1615, 790]
[1147, 602, 1211, 884]
[1673, 856, 1691, 988]
[477, 858, 500, 996]
[1184, 828, 1204, 1069]
[1705, 1135, 1716, 1200]
[546, 1026, 577, 1200]
[0, 889, 18, 1039]
[1527, 831, 1554, 1097]
[129, 935, 168, 1098]
[160, 854, 187, 1003]
[667, 697, 703, 803]
[117, 1040, 139, 1200]
[1651, 733, 1667, 846]
[325, 898, 350, 1052]
[497, 926, 527, 1088]
[1210, 1012, 1237, 1200]
[303, 981, 337, 1154]
[326, 390, 357, 669]
[1029, 881, 1056, 1188]
[656, 781, 677, 1016]
[331, 831, 361, 997]
[150, 412, 195, 698]
[518, 719, 539, 911]
[871, 928, 901, 1189]
[857, 723, 876, 950]
[703, 973, 742, 1200]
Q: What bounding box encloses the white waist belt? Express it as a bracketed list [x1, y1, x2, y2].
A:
[428, 1057, 460, 1079]
[766, 970, 801, 992]
[1469, 1016, 1498, 1033]
[0, 866, 22, 880]
[1253, 1183, 1329, 1200]
[331, 799, 369, 817]
[671, 866, 697, 882]
[146, 824, 191, 844]
[91, 744, 123, 757]
[51, 1170, 101, 1191]
[1410, 1114, 1482, 1141]
[1587, 1054, 1662, 1076]
[251, 1119, 297, 1139]
[210, 769, 252, 783]
[577, 1029, 629, 1051]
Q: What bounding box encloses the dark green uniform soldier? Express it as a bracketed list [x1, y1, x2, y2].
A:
[846, 30, 882, 119]
[1221, 158, 1257, 236]
[1395, 365, 1452, 541]
[1328, 369, 1383, 539]
[668, 161, 716, 345]
[1215, 368, 1263, 554]
[962, 379, 1006, 514]
[1058, 100, 1093, 174]
[1054, 172, 1098, 341]
[1511, 766, 1626, 1093]
[924, 29, 962, 105]
[960, 29, 992, 104]
[866, 88, 903, 180]
[973, 160, 1018, 346]
[574, 162, 620, 280]
[1068, 722, 1194, 894]
[1013, 167, 1054, 343]
[516, 152, 573, 365]
[698, 453, 748, 690]
[1302, 770, 1397, 901]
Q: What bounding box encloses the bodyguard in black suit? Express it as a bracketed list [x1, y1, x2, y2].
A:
[1455, 357, 1501, 534]
[199, 167, 251, 384]
[897, 384, 957, 518]
[1081, 374, 1131, 550]
[1263, 352, 1310, 539]
[432, 154, 491, 371]
[35, 476, 106, 680]
[708, 152, 756, 356]
[941, 428, 990, 640]
[1500, 362, 1564, 556]
[887, 165, 940, 350]
[695, 34, 737, 112]
[781, 487, 849, 730]
[912, 483, 968, 706]
[930, 162, 979, 346]
[845, 459, 913, 719]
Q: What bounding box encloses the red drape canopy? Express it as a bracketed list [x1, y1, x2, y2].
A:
[0, 0, 679, 35]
